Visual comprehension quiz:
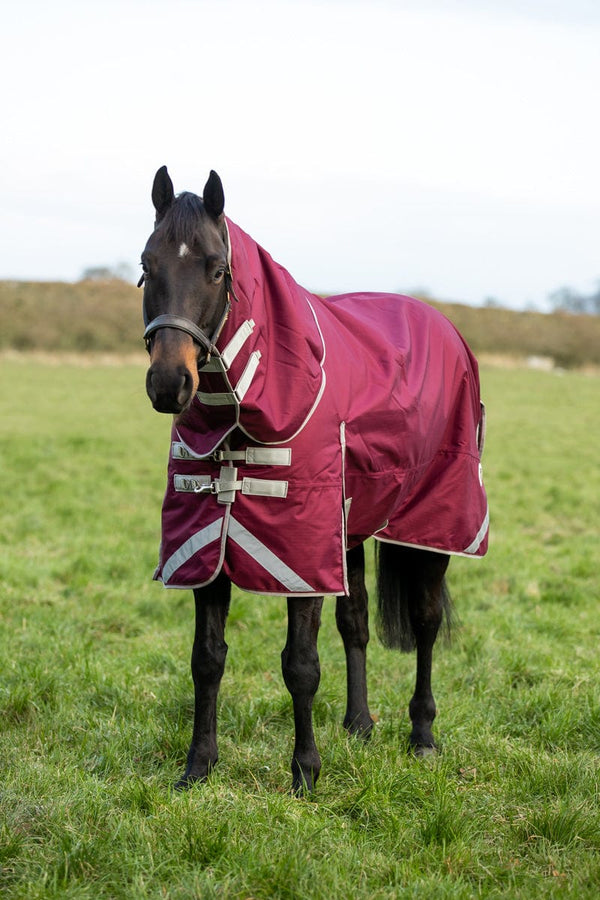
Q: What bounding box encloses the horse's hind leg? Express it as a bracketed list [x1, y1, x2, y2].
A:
[336, 543, 373, 737]
[175, 572, 231, 790]
[408, 549, 450, 755]
[377, 544, 451, 755]
[281, 596, 323, 793]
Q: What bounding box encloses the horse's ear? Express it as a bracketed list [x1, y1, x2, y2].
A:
[203, 170, 225, 220]
[152, 166, 175, 221]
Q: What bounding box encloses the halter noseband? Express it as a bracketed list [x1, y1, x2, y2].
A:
[143, 290, 231, 365]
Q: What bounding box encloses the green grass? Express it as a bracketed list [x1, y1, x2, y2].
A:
[1, 358, 599, 898]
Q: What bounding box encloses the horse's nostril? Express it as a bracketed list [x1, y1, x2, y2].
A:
[146, 367, 158, 403]
[177, 370, 194, 407]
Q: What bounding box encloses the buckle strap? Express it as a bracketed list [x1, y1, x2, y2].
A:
[196, 317, 256, 373]
[172, 442, 291, 465]
[241, 478, 288, 498]
[173, 474, 211, 492]
[205, 477, 288, 501]
[212, 447, 292, 466]
[173, 469, 288, 502]
[196, 350, 262, 406]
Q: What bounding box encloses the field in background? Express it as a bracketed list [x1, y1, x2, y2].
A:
[2, 278, 600, 369]
[1, 357, 599, 898]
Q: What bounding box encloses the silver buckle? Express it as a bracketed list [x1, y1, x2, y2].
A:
[194, 482, 217, 494]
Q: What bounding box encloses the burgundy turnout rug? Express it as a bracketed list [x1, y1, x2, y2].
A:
[153, 219, 489, 595]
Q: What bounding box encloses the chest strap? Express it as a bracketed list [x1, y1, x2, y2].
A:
[172, 442, 291, 466]
[173, 469, 288, 502]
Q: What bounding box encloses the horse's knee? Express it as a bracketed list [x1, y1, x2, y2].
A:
[281, 645, 320, 697]
[192, 638, 228, 685]
[335, 596, 369, 647]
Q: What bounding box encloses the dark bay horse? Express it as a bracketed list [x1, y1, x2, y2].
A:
[139, 167, 488, 792]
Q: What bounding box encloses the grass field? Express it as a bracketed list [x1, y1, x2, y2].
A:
[1, 357, 599, 898]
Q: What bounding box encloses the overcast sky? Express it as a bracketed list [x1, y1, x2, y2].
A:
[2, 0, 599, 309]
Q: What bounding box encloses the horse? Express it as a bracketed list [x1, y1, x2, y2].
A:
[139, 167, 488, 793]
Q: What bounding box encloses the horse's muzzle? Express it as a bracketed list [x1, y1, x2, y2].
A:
[146, 364, 196, 413]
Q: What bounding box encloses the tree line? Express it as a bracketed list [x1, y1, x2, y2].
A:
[549, 282, 600, 315]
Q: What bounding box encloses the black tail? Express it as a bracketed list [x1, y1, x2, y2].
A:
[375, 542, 453, 651]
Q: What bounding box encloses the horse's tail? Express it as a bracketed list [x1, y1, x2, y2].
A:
[375, 542, 453, 651]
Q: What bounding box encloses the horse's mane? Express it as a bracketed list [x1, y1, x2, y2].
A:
[162, 192, 206, 245]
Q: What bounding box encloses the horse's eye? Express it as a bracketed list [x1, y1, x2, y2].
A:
[214, 268, 225, 283]
[138, 261, 151, 288]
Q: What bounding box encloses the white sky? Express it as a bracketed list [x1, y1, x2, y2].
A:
[2, 0, 599, 309]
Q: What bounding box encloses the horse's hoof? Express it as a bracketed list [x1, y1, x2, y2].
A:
[413, 744, 438, 759]
[291, 768, 319, 797]
[291, 781, 317, 799]
[173, 778, 192, 792]
[344, 713, 374, 741]
[173, 773, 206, 792]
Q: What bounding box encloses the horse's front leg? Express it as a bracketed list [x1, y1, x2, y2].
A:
[281, 596, 323, 794]
[175, 572, 231, 790]
[335, 543, 373, 737]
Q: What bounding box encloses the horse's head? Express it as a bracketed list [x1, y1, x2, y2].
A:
[140, 166, 230, 413]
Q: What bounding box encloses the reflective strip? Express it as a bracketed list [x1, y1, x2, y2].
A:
[235, 351, 261, 401]
[174, 474, 211, 492]
[221, 319, 255, 369]
[161, 518, 223, 583]
[463, 505, 490, 555]
[228, 516, 314, 593]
